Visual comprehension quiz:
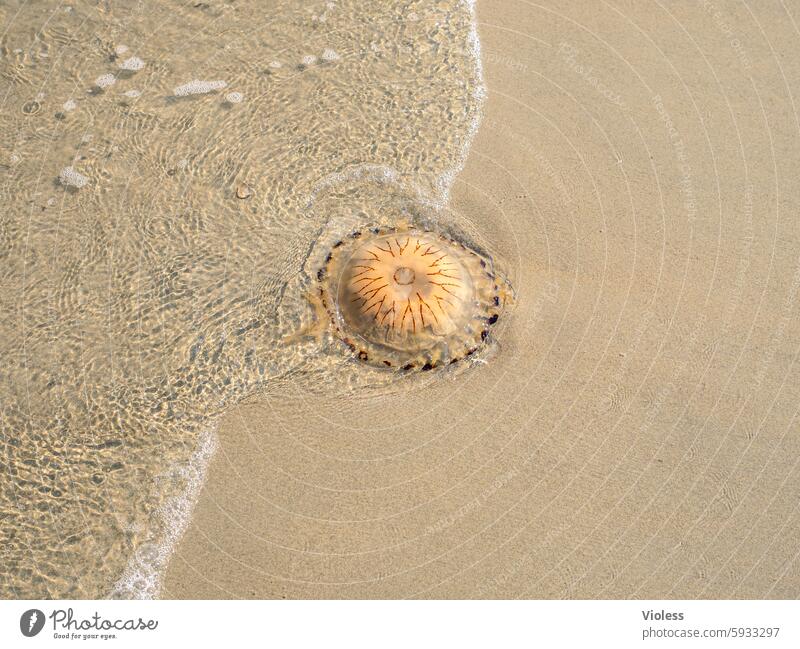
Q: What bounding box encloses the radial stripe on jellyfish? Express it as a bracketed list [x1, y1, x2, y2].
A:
[317, 226, 509, 370]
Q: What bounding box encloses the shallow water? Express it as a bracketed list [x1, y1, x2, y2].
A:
[0, 0, 486, 598]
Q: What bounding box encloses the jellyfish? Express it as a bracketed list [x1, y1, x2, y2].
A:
[317, 225, 510, 370]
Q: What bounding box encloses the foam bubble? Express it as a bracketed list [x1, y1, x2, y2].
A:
[269, 60, 282, 69]
[224, 91, 243, 104]
[94, 73, 116, 89]
[119, 56, 145, 71]
[173, 79, 227, 96]
[59, 166, 88, 188]
[301, 55, 317, 66]
[62, 99, 77, 112]
[115, 44, 129, 55]
[124, 89, 141, 98]
[321, 48, 340, 62]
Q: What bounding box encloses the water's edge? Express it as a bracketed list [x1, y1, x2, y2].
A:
[108, 0, 487, 600]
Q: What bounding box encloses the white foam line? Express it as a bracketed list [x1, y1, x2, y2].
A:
[109, 426, 217, 599]
[435, 0, 487, 205]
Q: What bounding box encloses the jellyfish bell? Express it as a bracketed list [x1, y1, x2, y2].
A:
[317, 225, 510, 370]
[342, 233, 473, 340]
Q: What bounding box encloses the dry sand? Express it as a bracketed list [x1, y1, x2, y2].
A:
[163, 0, 800, 598]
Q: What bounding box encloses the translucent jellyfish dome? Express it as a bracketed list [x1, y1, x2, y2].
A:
[317, 225, 507, 370]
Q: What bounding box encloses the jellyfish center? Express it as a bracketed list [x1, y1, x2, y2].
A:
[393, 266, 416, 286]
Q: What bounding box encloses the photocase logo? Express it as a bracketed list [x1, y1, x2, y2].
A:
[20, 609, 45, 637]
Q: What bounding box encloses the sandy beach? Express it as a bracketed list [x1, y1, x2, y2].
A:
[161, 1, 800, 598]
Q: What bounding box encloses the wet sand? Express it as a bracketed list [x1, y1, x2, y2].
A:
[163, 0, 800, 599]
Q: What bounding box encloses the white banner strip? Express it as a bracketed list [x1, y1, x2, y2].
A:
[1, 600, 797, 648]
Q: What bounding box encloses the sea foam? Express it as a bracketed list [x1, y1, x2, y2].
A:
[173, 79, 227, 96]
[110, 427, 217, 599]
[59, 166, 88, 188]
[119, 56, 145, 71]
[94, 73, 116, 89]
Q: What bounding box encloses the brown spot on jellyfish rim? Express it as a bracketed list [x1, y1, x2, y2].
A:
[317, 225, 507, 369]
